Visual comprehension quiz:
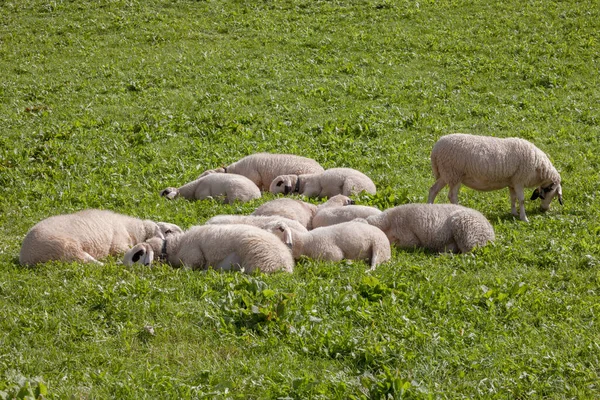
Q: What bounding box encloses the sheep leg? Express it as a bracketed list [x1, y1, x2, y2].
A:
[514, 185, 529, 222]
[508, 187, 519, 217]
[427, 178, 446, 203]
[82, 252, 104, 265]
[216, 252, 242, 271]
[447, 182, 461, 204]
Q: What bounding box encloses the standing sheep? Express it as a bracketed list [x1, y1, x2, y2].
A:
[199, 153, 324, 191]
[366, 204, 495, 253]
[312, 194, 382, 228]
[266, 220, 391, 270]
[269, 168, 377, 198]
[123, 224, 294, 274]
[428, 133, 563, 222]
[19, 209, 183, 265]
[161, 173, 261, 204]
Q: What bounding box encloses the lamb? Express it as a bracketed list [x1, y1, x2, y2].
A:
[19, 209, 183, 266]
[205, 214, 308, 235]
[427, 133, 563, 222]
[123, 224, 294, 274]
[251, 198, 318, 229]
[269, 168, 377, 198]
[366, 204, 494, 253]
[266, 220, 391, 270]
[199, 153, 324, 191]
[160, 172, 261, 204]
[250, 195, 354, 230]
[312, 194, 382, 228]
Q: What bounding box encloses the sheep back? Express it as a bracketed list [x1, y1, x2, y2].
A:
[367, 204, 493, 253]
[19, 209, 166, 265]
[251, 198, 318, 229]
[161, 225, 294, 274]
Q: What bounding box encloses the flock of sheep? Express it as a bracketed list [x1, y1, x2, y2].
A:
[19, 133, 563, 274]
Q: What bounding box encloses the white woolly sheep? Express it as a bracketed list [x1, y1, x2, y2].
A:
[199, 153, 324, 191]
[312, 194, 382, 228]
[251, 198, 318, 229]
[366, 204, 494, 253]
[205, 214, 308, 236]
[161, 172, 261, 204]
[266, 220, 391, 270]
[269, 168, 377, 198]
[123, 224, 294, 274]
[428, 133, 563, 222]
[19, 209, 183, 266]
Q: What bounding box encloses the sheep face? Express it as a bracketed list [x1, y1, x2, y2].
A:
[157, 222, 183, 237]
[269, 175, 295, 195]
[531, 183, 563, 211]
[265, 221, 294, 248]
[124, 243, 155, 266]
[160, 187, 179, 200]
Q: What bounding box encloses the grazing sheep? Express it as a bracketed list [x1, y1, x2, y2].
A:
[428, 133, 563, 222]
[312, 194, 382, 228]
[161, 173, 261, 204]
[269, 168, 377, 198]
[19, 209, 182, 266]
[266, 220, 391, 270]
[123, 224, 294, 274]
[205, 214, 308, 235]
[366, 204, 494, 253]
[199, 153, 324, 191]
[251, 198, 318, 229]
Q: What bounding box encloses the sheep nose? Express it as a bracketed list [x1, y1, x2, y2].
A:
[144, 262, 150, 266]
[284, 185, 292, 194]
[348, 200, 355, 205]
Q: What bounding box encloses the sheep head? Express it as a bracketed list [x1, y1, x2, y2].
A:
[157, 222, 183, 237]
[265, 221, 294, 249]
[124, 243, 155, 266]
[269, 175, 296, 195]
[531, 182, 563, 211]
[160, 187, 180, 200]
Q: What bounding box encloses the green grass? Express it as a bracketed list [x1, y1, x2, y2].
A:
[1, 0, 599, 398]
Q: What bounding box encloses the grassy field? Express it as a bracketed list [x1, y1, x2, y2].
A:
[1, 0, 599, 398]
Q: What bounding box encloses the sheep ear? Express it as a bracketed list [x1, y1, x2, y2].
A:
[153, 224, 166, 240]
[530, 188, 540, 200]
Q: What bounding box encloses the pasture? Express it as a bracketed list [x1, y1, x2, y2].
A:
[1, 0, 599, 398]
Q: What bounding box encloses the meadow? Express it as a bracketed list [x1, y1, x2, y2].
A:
[1, 0, 599, 398]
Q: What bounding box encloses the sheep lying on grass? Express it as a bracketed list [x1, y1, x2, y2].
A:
[367, 204, 494, 253]
[19, 209, 182, 266]
[269, 168, 376, 198]
[267, 220, 391, 270]
[251, 198, 318, 229]
[199, 153, 324, 191]
[161, 172, 261, 204]
[312, 194, 382, 228]
[206, 214, 308, 235]
[428, 133, 563, 222]
[123, 224, 294, 274]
